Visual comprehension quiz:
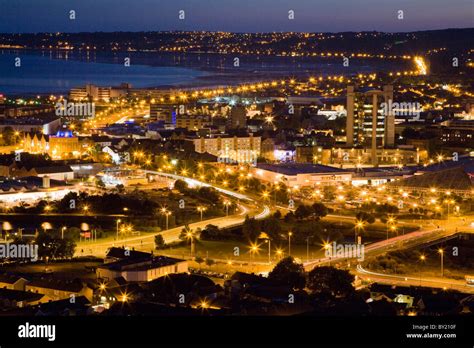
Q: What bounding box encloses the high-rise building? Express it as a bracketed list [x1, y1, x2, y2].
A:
[193, 134, 261, 164]
[149, 103, 178, 123]
[69, 83, 130, 101]
[346, 85, 394, 166]
[228, 105, 247, 129]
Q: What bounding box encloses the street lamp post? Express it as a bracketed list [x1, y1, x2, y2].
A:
[165, 212, 170, 230]
[288, 232, 292, 256]
[386, 217, 395, 241]
[224, 201, 230, 216]
[197, 206, 206, 221]
[419, 254, 426, 286]
[161, 208, 171, 230]
[438, 248, 444, 277]
[61, 226, 66, 240]
[355, 221, 364, 244]
[116, 219, 121, 240]
[250, 244, 258, 261]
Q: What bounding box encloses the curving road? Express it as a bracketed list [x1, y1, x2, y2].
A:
[75, 169, 271, 257]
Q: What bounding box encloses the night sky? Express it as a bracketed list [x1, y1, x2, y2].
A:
[0, 0, 472, 33]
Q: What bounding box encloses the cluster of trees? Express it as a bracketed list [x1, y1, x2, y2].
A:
[360, 202, 399, 215]
[291, 203, 329, 221]
[11, 231, 76, 260]
[12, 191, 158, 216]
[355, 211, 376, 224]
[174, 180, 221, 205]
[199, 224, 242, 241]
[1, 127, 19, 146]
[268, 257, 355, 298]
[35, 231, 76, 259]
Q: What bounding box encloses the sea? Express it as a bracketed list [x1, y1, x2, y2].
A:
[0, 49, 408, 96]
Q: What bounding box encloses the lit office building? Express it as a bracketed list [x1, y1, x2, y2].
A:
[346, 85, 395, 165]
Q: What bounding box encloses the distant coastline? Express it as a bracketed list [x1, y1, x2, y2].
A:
[0, 48, 409, 95]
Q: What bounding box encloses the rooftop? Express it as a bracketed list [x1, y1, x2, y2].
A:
[256, 163, 349, 176]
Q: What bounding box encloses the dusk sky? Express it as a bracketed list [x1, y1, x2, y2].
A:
[0, 0, 472, 33]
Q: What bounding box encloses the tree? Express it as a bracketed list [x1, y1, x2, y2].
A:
[179, 224, 194, 241]
[295, 204, 313, 220]
[356, 211, 375, 224]
[154, 234, 166, 249]
[194, 256, 204, 269]
[197, 186, 220, 203]
[173, 179, 188, 193]
[307, 266, 355, 298]
[273, 210, 282, 219]
[200, 224, 221, 240]
[268, 256, 306, 290]
[2, 127, 16, 145]
[312, 202, 328, 220]
[205, 258, 215, 268]
[35, 231, 76, 260]
[242, 216, 260, 240]
[260, 217, 282, 238]
[95, 178, 105, 188]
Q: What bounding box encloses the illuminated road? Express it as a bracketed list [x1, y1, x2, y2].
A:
[356, 264, 474, 294]
[303, 217, 471, 270]
[76, 191, 270, 257]
[76, 169, 271, 257]
[144, 170, 252, 201]
[77, 168, 473, 292]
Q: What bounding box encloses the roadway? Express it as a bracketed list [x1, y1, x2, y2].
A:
[76, 169, 474, 293]
[356, 264, 474, 294]
[76, 201, 270, 257]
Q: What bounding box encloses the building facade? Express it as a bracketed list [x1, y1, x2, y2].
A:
[346, 85, 395, 165]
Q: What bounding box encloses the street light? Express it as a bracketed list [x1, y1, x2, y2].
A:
[197, 206, 206, 221]
[276, 248, 283, 260]
[419, 254, 426, 286]
[223, 200, 231, 216]
[249, 243, 259, 260]
[61, 226, 66, 240]
[386, 217, 395, 240]
[161, 208, 171, 230]
[438, 248, 444, 277]
[185, 230, 195, 256]
[355, 220, 365, 244]
[444, 199, 455, 220]
[116, 219, 121, 240]
[323, 242, 332, 263]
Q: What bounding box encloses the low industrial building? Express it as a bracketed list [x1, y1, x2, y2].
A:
[97, 248, 188, 282]
[252, 163, 352, 187]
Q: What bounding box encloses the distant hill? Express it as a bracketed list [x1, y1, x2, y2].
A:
[0, 28, 472, 57]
